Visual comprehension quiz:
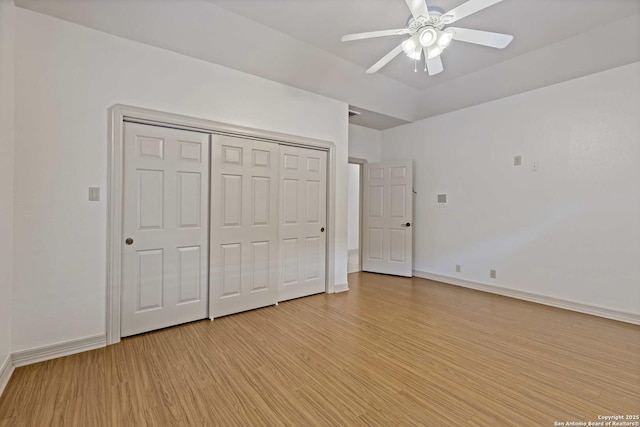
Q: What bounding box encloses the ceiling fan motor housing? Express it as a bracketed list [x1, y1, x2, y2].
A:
[408, 14, 445, 33]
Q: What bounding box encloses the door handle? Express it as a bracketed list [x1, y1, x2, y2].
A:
[401, 223, 411, 227]
[320, 227, 325, 232]
[125, 238, 134, 245]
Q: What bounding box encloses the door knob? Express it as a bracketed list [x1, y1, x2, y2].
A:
[402, 223, 411, 227]
[125, 238, 134, 245]
[321, 227, 325, 232]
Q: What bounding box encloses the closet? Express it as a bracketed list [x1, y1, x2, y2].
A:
[120, 122, 327, 337]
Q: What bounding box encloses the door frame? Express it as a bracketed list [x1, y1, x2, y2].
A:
[107, 104, 337, 345]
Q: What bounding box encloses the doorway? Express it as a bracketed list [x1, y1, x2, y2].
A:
[347, 158, 366, 273]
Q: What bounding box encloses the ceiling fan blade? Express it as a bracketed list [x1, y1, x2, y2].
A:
[425, 55, 443, 76]
[404, 0, 430, 19]
[442, 0, 503, 24]
[366, 43, 405, 74]
[341, 29, 411, 42]
[449, 27, 513, 48]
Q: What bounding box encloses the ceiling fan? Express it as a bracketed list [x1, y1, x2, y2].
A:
[341, 0, 514, 76]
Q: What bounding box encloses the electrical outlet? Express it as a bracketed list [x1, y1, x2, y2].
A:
[455, 264, 461, 273]
[513, 156, 522, 166]
[490, 269, 497, 279]
[531, 161, 538, 172]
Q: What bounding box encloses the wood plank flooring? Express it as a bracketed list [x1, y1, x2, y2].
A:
[1, 273, 639, 426]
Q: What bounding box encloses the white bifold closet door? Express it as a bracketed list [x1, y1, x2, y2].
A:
[279, 145, 327, 302]
[362, 160, 413, 277]
[121, 123, 210, 337]
[210, 135, 280, 317]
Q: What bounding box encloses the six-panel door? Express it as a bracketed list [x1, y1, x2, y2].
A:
[209, 135, 281, 317]
[279, 146, 327, 301]
[362, 160, 413, 277]
[121, 123, 210, 337]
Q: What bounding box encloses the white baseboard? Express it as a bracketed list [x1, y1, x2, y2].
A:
[334, 283, 349, 293]
[12, 334, 107, 368]
[413, 270, 640, 326]
[0, 353, 14, 397]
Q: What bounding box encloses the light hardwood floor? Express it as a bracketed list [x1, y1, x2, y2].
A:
[1, 273, 639, 426]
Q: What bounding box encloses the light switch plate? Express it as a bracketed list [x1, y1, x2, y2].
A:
[514, 155, 522, 166]
[89, 187, 100, 201]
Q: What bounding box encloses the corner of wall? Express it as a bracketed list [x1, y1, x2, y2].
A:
[0, 353, 14, 396]
[0, 0, 16, 397]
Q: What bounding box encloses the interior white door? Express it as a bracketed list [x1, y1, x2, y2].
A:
[210, 135, 280, 317]
[121, 123, 210, 337]
[362, 160, 413, 277]
[279, 146, 327, 301]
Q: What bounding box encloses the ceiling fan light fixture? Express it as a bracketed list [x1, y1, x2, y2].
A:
[402, 38, 417, 54]
[437, 29, 454, 48]
[408, 46, 422, 61]
[426, 45, 443, 59]
[418, 28, 437, 47]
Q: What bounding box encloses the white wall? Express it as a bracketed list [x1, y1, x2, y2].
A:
[15, 0, 419, 123]
[348, 124, 382, 163]
[382, 62, 640, 315]
[13, 9, 349, 351]
[0, 0, 15, 376]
